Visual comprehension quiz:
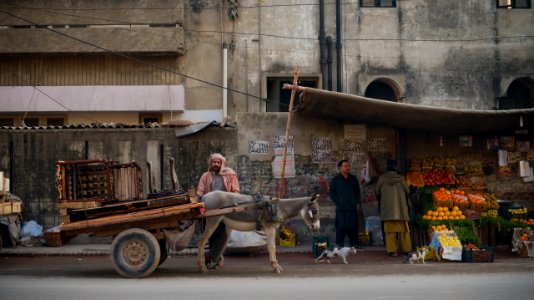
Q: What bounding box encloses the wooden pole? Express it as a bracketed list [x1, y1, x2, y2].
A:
[279, 66, 299, 198]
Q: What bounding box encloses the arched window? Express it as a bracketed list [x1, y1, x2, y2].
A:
[364, 79, 400, 102]
[499, 78, 534, 110]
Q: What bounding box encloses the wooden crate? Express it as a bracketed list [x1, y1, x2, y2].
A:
[44, 231, 63, 247]
[0, 201, 22, 214]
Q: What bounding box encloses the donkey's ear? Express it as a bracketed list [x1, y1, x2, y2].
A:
[311, 194, 319, 202]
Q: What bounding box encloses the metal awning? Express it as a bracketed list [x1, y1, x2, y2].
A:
[295, 87, 534, 134]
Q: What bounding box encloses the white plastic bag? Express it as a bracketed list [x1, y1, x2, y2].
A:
[226, 231, 267, 253]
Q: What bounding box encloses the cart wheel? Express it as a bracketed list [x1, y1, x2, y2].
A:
[158, 238, 168, 266]
[110, 228, 161, 278]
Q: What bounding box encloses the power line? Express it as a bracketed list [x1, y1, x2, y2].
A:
[0, 9, 283, 106]
[5, 3, 534, 43]
[0, 62, 101, 124]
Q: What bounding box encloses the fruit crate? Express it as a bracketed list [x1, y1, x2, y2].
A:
[312, 236, 333, 258]
[279, 237, 296, 247]
[462, 246, 495, 263]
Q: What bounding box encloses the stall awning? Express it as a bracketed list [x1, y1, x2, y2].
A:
[295, 87, 534, 134]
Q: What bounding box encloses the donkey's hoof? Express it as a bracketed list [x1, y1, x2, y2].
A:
[272, 265, 283, 274]
[198, 263, 208, 273]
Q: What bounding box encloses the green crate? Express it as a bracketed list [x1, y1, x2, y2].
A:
[462, 246, 495, 263]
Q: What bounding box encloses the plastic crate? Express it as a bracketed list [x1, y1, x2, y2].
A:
[462, 246, 494, 263]
[278, 237, 296, 247]
[312, 236, 332, 258]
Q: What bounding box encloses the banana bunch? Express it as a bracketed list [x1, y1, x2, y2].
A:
[508, 207, 528, 215]
[445, 157, 456, 172]
[422, 157, 433, 170]
[465, 165, 483, 175]
[410, 158, 422, 171]
[481, 209, 498, 218]
[483, 193, 499, 210]
[433, 156, 446, 169]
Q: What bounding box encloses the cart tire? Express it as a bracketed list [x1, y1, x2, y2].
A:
[110, 228, 161, 278]
[158, 238, 168, 266]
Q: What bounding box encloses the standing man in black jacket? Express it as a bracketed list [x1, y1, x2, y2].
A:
[329, 159, 363, 249]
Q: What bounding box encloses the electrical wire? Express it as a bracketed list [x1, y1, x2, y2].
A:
[4, 3, 534, 43]
[0, 61, 105, 124]
[0, 8, 293, 108]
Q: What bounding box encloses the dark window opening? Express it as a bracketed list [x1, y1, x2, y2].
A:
[266, 78, 318, 112]
[364, 80, 398, 102]
[499, 79, 534, 110]
[360, 0, 397, 8]
[496, 0, 531, 8]
[23, 118, 39, 127]
[140, 114, 162, 124]
[0, 118, 14, 127]
[47, 118, 65, 126]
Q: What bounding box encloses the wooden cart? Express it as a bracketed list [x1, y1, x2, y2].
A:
[55, 159, 258, 278]
[58, 193, 205, 278]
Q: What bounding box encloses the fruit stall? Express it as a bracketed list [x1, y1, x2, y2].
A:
[407, 156, 533, 261]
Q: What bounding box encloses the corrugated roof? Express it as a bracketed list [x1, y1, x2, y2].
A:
[0, 119, 197, 130]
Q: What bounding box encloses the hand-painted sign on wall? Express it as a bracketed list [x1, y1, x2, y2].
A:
[248, 140, 269, 155]
[343, 138, 388, 165]
[272, 135, 295, 178]
[312, 137, 332, 163]
[344, 124, 367, 140]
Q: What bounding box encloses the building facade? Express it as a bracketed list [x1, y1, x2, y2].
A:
[1, 1, 533, 240]
[1, 0, 533, 126]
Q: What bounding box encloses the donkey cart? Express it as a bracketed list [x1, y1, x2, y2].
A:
[54, 159, 320, 278]
[57, 190, 277, 278]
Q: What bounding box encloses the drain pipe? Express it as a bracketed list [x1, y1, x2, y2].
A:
[335, 0, 342, 92]
[223, 42, 228, 119]
[326, 36, 333, 91]
[319, 0, 326, 89]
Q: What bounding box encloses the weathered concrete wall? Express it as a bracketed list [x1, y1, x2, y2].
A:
[217, 0, 534, 117]
[1, 114, 532, 244]
[0, 127, 237, 228]
[236, 112, 399, 242]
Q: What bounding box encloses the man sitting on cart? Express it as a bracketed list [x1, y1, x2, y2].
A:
[197, 153, 240, 269]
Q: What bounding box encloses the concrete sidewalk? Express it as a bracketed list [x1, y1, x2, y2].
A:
[0, 243, 387, 257]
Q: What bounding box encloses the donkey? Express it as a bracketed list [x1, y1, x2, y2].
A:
[197, 190, 320, 273]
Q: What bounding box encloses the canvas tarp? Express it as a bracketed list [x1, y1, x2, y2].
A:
[295, 87, 534, 134]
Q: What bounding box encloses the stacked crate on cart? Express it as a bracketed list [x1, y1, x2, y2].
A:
[1, 171, 22, 215]
[56, 159, 143, 222]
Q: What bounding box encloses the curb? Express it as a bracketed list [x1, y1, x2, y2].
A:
[1, 245, 384, 257]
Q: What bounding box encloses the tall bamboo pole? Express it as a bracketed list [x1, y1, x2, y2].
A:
[279, 66, 299, 198]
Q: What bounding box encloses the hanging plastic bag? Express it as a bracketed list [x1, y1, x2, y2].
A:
[360, 160, 370, 184]
[367, 153, 380, 183]
[360, 154, 379, 184]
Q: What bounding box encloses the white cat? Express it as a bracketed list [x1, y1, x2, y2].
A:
[316, 247, 358, 264]
[406, 247, 429, 264]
